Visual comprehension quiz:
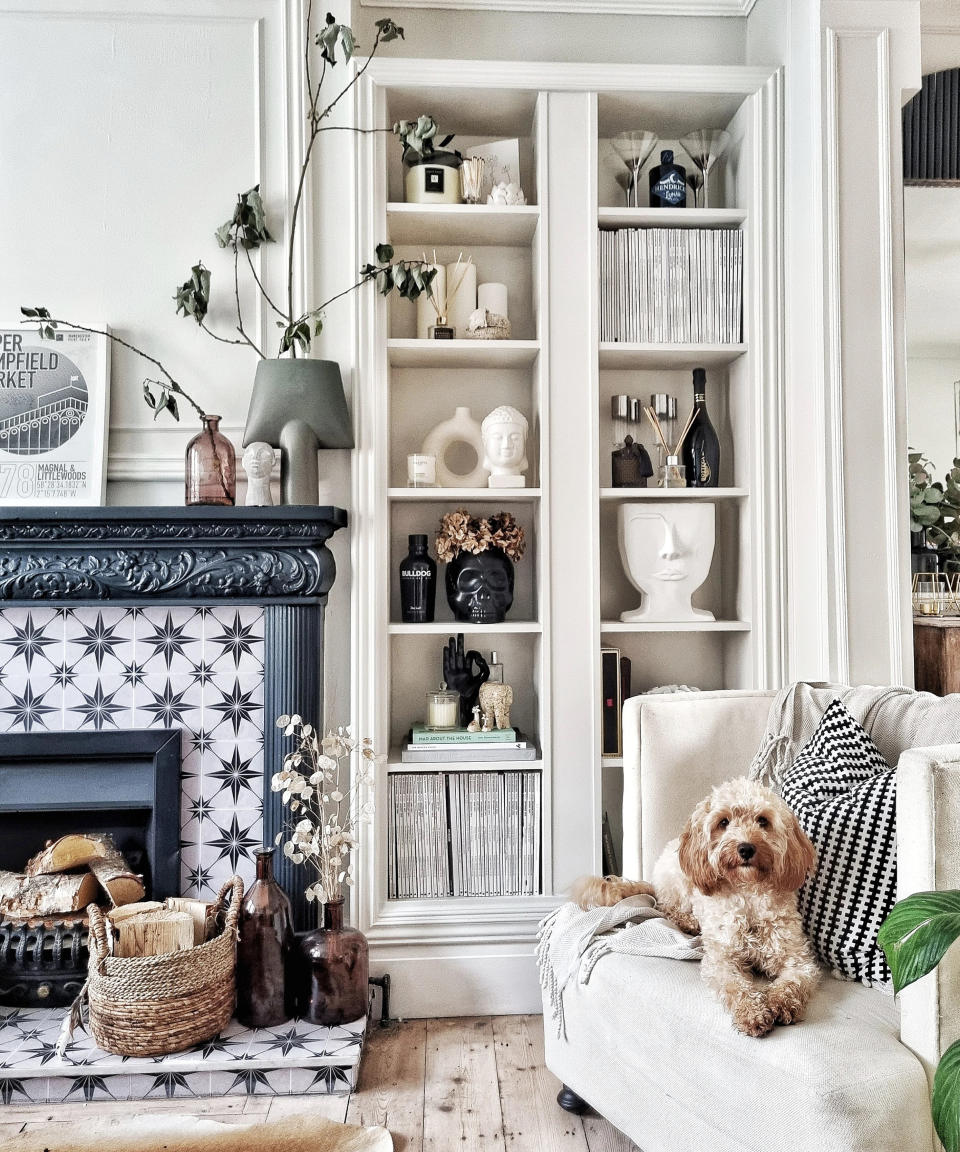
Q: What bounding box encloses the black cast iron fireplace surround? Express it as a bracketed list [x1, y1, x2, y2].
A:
[0, 506, 347, 929]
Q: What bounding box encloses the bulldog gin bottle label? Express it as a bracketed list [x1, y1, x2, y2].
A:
[399, 533, 437, 623]
[649, 149, 687, 208]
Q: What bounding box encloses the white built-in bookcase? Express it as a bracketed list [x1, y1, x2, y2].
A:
[352, 60, 784, 1015]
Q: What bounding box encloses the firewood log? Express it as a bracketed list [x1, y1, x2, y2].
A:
[88, 853, 145, 908]
[25, 833, 118, 876]
[0, 868, 99, 918]
[164, 897, 217, 945]
[106, 901, 163, 923]
[111, 909, 194, 958]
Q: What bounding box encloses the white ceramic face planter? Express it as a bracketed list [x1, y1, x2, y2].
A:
[618, 502, 716, 623]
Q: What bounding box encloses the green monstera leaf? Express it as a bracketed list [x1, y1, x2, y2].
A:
[878, 890, 960, 995]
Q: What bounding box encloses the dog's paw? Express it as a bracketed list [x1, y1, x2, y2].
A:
[731, 995, 776, 1038]
[766, 984, 809, 1026]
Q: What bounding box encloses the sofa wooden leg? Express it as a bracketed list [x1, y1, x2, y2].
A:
[557, 1084, 588, 1114]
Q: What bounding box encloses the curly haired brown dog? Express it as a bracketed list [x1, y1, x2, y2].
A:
[572, 777, 820, 1037]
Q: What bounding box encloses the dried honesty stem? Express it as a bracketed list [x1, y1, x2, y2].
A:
[271, 716, 382, 905]
[435, 509, 526, 563]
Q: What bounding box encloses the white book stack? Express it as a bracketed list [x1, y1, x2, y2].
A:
[387, 771, 542, 899]
[598, 227, 743, 344]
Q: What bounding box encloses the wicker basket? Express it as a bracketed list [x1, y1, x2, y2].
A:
[85, 877, 243, 1057]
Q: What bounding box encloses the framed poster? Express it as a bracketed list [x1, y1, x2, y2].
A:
[0, 325, 110, 506]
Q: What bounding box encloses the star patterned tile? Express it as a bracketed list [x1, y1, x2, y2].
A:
[0, 1008, 365, 1102]
[0, 605, 268, 900]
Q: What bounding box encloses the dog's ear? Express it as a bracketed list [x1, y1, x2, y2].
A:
[677, 801, 721, 895]
[777, 808, 816, 892]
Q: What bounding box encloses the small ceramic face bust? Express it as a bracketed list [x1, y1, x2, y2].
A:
[481, 405, 529, 477]
[242, 442, 275, 507]
[618, 503, 716, 623]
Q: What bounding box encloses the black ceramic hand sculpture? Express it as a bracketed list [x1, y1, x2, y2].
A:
[442, 634, 490, 727]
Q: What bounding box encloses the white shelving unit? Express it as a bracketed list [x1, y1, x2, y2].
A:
[353, 59, 784, 1016]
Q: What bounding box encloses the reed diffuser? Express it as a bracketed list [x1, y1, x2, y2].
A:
[644, 403, 698, 488]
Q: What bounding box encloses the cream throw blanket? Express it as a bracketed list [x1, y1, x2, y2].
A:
[536, 894, 703, 1038]
[749, 681, 960, 790]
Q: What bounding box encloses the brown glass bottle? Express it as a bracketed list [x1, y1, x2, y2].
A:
[184, 414, 236, 506]
[236, 848, 295, 1028]
[294, 899, 369, 1025]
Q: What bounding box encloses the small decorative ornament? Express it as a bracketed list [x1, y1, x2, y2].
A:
[478, 681, 513, 730]
[242, 441, 275, 507]
[421, 406, 487, 488]
[467, 704, 482, 733]
[465, 308, 512, 341]
[487, 182, 526, 206]
[482, 405, 528, 489]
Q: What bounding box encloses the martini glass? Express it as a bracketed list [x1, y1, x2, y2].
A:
[679, 128, 731, 209]
[612, 130, 659, 208]
[686, 170, 704, 208]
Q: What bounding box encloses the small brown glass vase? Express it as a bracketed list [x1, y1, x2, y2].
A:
[293, 898, 369, 1026]
[236, 848, 295, 1029]
[185, 414, 236, 506]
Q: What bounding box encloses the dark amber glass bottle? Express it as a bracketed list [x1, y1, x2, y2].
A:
[236, 848, 295, 1028]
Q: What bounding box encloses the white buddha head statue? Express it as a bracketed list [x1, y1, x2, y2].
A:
[618, 502, 716, 623]
[481, 405, 529, 477]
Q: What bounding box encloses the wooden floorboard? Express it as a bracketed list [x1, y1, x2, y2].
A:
[346, 1019, 426, 1152]
[492, 1014, 590, 1151]
[0, 1016, 637, 1151]
[423, 1017, 504, 1151]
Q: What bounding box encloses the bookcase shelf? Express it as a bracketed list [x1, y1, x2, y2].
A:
[598, 207, 747, 229]
[387, 757, 544, 773]
[388, 621, 543, 635]
[598, 487, 747, 500]
[387, 338, 541, 368]
[387, 202, 540, 245]
[600, 620, 752, 633]
[389, 487, 542, 502]
[598, 343, 747, 369]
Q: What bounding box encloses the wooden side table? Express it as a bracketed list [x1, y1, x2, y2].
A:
[914, 617, 960, 695]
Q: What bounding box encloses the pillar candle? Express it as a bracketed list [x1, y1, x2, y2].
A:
[478, 281, 508, 320]
[416, 264, 446, 339]
[445, 259, 477, 337]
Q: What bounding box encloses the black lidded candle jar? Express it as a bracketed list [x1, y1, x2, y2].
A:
[399, 534, 437, 623]
[649, 149, 687, 208]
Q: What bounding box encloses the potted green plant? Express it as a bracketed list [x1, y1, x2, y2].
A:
[878, 890, 960, 1150]
[22, 4, 439, 504]
[909, 452, 960, 574]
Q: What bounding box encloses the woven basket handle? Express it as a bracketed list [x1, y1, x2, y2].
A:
[86, 903, 111, 972]
[217, 876, 244, 936]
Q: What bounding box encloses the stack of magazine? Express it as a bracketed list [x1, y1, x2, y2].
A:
[387, 771, 542, 899]
[598, 226, 743, 344]
[401, 723, 537, 763]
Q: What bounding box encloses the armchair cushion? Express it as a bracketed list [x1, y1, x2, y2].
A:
[781, 698, 897, 989]
[543, 949, 932, 1152]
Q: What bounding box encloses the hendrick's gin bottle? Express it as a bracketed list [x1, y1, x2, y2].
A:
[649, 149, 687, 208]
[681, 368, 720, 488]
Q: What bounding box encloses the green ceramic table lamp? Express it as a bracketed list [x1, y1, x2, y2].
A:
[243, 360, 354, 505]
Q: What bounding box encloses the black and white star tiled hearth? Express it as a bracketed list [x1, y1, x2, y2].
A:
[0, 1006, 365, 1103]
[0, 605, 266, 898]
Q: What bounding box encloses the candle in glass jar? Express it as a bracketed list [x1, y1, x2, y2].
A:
[407, 453, 437, 488]
[426, 684, 460, 730]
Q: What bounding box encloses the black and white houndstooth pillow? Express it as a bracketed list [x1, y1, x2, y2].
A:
[780, 698, 896, 989]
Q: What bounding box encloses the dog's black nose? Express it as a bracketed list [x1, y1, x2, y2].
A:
[737, 842, 756, 861]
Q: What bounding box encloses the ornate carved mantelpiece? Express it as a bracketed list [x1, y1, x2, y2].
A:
[0, 507, 348, 929]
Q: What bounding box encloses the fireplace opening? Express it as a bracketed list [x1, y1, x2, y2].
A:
[0, 729, 181, 898]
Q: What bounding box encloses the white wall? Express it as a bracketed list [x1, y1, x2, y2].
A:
[907, 357, 960, 477]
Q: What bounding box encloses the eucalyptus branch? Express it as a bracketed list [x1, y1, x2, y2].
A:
[234, 246, 266, 359]
[244, 247, 287, 320]
[19, 310, 205, 421]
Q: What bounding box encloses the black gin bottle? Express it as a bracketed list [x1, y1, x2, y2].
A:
[681, 368, 720, 488]
[649, 149, 687, 208]
[399, 534, 436, 623]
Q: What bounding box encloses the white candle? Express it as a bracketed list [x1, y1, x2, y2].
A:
[445, 259, 477, 337]
[407, 453, 437, 487]
[478, 281, 508, 320]
[416, 264, 446, 340]
[426, 690, 459, 729]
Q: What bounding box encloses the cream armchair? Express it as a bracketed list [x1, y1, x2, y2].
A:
[543, 689, 960, 1152]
